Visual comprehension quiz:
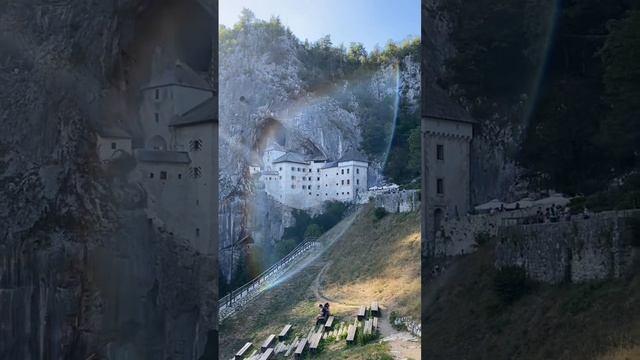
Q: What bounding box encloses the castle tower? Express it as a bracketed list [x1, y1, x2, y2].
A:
[422, 86, 474, 258]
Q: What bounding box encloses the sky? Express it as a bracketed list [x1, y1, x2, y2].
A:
[219, 0, 420, 51]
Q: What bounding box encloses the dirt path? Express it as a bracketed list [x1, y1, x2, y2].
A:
[311, 262, 421, 360]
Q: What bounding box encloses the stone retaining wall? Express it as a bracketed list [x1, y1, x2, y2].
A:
[496, 210, 639, 283]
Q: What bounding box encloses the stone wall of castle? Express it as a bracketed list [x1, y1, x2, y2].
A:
[434, 213, 501, 256]
[496, 210, 639, 283]
[371, 189, 420, 213]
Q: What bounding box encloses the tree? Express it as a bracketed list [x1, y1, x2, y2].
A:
[599, 10, 640, 172]
[304, 223, 323, 239]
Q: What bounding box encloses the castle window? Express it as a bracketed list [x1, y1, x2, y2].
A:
[341, 169, 344, 175]
[155, 88, 160, 100]
[317, 177, 320, 181]
[437, 144, 444, 160]
[356, 168, 360, 174]
[178, 173, 182, 179]
[317, 169, 320, 173]
[302, 185, 306, 190]
[347, 192, 350, 195]
[291, 167, 294, 171]
[160, 171, 167, 180]
[195, 228, 200, 237]
[291, 185, 295, 189]
[317, 185, 320, 189]
[308, 192, 312, 195]
[298, 167, 301, 171]
[154, 113, 159, 123]
[347, 179, 350, 185]
[341, 180, 344, 185]
[342, 192, 344, 195]
[437, 178, 444, 194]
[279, 167, 282, 171]
[149, 172, 154, 179]
[291, 176, 295, 180]
[189, 139, 203, 151]
[347, 169, 350, 174]
[302, 177, 306, 181]
[111, 142, 117, 149]
[190, 166, 202, 179]
[356, 179, 359, 185]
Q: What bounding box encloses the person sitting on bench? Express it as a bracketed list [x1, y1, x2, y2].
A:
[316, 304, 327, 323]
[323, 302, 331, 317]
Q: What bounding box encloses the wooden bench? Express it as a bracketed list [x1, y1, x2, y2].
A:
[235, 342, 252, 359]
[294, 338, 308, 359]
[371, 301, 380, 317]
[346, 324, 357, 344]
[258, 348, 273, 360]
[278, 324, 292, 340]
[364, 319, 373, 335]
[309, 331, 323, 352]
[261, 334, 275, 351]
[357, 305, 366, 320]
[324, 316, 334, 330]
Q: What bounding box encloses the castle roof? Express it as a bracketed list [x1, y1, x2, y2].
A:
[305, 153, 328, 162]
[338, 149, 368, 163]
[142, 60, 212, 91]
[95, 124, 131, 139]
[169, 97, 217, 127]
[322, 161, 339, 169]
[272, 152, 308, 165]
[135, 149, 191, 164]
[424, 86, 474, 124]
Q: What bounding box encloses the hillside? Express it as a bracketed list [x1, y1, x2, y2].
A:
[423, 243, 640, 360]
[219, 205, 421, 359]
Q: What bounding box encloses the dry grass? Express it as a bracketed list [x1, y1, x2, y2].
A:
[322, 206, 421, 319]
[423, 242, 640, 360]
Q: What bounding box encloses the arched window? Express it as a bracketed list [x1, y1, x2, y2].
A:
[147, 135, 167, 151]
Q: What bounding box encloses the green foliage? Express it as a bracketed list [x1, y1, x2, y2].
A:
[629, 215, 640, 248]
[599, 10, 640, 172]
[493, 266, 529, 304]
[373, 207, 388, 221]
[304, 223, 323, 239]
[446, 0, 639, 196]
[473, 231, 492, 248]
[282, 201, 348, 243]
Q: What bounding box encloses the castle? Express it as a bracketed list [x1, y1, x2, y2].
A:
[421, 86, 474, 257]
[256, 144, 369, 209]
[96, 59, 218, 255]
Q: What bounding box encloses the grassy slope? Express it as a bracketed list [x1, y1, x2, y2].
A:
[219, 205, 421, 359]
[423, 242, 640, 360]
[322, 206, 421, 319]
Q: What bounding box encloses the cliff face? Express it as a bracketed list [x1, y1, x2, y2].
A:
[423, 0, 527, 206]
[0, 1, 217, 358]
[218, 19, 419, 282]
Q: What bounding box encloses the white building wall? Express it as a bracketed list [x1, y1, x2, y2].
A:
[96, 135, 132, 162]
[139, 85, 212, 150]
[174, 122, 217, 254]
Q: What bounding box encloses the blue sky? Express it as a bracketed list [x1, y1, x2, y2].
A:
[219, 0, 420, 51]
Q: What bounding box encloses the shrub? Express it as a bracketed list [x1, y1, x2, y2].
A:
[474, 231, 492, 248]
[629, 215, 640, 248]
[493, 266, 529, 304]
[373, 207, 388, 221]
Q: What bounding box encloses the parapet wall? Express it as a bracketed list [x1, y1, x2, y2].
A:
[371, 189, 420, 213]
[434, 213, 500, 256]
[496, 210, 639, 283]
